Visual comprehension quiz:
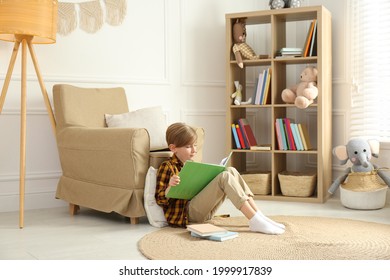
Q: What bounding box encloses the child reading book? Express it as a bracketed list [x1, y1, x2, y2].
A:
[155, 122, 285, 235]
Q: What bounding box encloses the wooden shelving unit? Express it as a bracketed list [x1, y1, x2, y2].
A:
[225, 6, 332, 203]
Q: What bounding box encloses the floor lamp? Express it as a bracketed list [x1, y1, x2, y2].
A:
[0, 0, 58, 228]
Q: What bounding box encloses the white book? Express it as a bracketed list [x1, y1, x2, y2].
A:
[191, 231, 238, 242]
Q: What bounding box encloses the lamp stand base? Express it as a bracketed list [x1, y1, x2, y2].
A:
[0, 35, 56, 228]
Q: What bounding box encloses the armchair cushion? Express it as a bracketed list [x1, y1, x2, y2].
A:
[144, 166, 168, 228]
[105, 106, 168, 151]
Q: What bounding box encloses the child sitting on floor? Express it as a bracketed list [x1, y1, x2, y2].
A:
[155, 122, 284, 235]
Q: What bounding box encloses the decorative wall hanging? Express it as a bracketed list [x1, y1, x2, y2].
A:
[57, 0, 127, 35]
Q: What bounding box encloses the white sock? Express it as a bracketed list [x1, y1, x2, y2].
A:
[257, 211, 285, 229]
[249, 213, 285, 235]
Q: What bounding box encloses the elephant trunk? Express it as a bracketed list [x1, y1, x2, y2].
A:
[358, 153, 370, 168]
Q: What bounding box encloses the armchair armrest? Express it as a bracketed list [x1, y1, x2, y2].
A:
[56, 127, 150, 190]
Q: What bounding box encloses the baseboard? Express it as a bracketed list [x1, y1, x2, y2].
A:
[0, 191, 67, 212]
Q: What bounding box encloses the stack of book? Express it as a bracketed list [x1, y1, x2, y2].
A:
[275, 47, 303, 57]
[187, 223, 238, 242]
[275, 118, 312, 151]
[253, 68, 271, 105]
[231, 118, 271, 150]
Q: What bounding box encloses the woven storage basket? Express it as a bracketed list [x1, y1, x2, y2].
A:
[340, 170, 388, 210]
[342, 170, 387, 192]
[278, 171, 317, 197]
[242, 172, 271, 195]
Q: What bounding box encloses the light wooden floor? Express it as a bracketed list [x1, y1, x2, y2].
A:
[1, 197, 389, 260]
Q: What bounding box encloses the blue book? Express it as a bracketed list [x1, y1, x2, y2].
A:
[191, 231, 238, 242]
[231, 123, 241, 149]
[291, 123, 303, 150]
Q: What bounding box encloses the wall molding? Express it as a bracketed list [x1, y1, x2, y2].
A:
[0, 170, 61, 184]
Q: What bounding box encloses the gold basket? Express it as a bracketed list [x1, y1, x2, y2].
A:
[242, 172, 271, 195]
[278, 171, 317, 197]
[342, 170, 387, 192]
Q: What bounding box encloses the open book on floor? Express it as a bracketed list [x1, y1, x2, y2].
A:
[166, 152, 233, 200]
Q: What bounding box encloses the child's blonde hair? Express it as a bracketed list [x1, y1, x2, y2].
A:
[166, 122, 197, 147]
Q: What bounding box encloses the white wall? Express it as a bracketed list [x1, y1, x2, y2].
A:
[0, 0, 388, 212]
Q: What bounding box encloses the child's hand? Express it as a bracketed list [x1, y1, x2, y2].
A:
[165, 175, 180, 196]
[169, 175, 180, 187]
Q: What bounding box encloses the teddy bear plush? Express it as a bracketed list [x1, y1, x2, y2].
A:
[232, 19, 268, 68]
[281, 66, 318, 109]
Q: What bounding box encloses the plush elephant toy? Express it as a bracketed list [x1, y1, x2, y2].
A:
[328, 138, 390, 195]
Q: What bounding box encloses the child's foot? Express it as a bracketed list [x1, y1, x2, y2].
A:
[249, 213, 285, 235]
[257, 211, 285, 229]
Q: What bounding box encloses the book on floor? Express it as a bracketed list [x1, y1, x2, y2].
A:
[191, 230, 238, 242]
[187, 223, 228, 237]
[166, 152, 233, 199]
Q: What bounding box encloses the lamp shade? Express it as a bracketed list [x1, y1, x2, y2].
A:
[0, 0, 58, 44]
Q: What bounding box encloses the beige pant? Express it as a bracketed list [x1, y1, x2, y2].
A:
[188, 167, 253, 223]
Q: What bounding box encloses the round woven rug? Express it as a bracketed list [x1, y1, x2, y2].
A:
[138, 216, 390, 260]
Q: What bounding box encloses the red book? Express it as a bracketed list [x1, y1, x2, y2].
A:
[238, 122, 250, 148]
[235, 124, 247, 149]
[275, 119, 283, 150]
[238, 118, 257, 146]
[283, 118, 296, 150]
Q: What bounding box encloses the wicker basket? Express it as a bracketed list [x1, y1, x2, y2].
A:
[342, 170, 387, 192]
[340, 170, 388, 210]
[242, 172, 271, 195]
[278, 171, 317, 197]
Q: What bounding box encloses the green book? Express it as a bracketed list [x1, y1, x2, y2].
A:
[166, 152, 232, 200]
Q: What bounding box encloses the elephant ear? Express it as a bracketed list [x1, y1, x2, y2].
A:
[368, 139, 380, 158]
[333, 145, 348, 165]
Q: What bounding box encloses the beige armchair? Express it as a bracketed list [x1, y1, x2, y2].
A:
[53, 84, 204, 224]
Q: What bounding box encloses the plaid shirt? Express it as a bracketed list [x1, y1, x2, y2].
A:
[155, 154, 189, 227]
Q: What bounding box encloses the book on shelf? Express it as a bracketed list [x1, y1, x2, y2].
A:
[250, 144, 271, 151]
[275, 118, 313, 151]
[283, 118, 296, 150]
[235, 124, 247, 149]
[276, 47, 303, 57]
[252, 76, 259, 104]
[261, 68, 271, 105]
[309, 20, 317, 56]
[275, 118, 288, 150]
[191, 230, 238, 242]
[254, 68, 271, 105]
[166, 152, 233, 200]
[254, 70, 266, 105]
[238, 118, 257, 147]
[297, 124, 307, 150]
[231, 124, 241, 149]
[274, 119, 284, 150]
[291, 123, 304, 151]
[299, 123, 312, 150]
[303, 19, 317, 57]
[238, 124, 250, 148]
[259, 68, 268, 105]
[187, 223, 228, 237]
